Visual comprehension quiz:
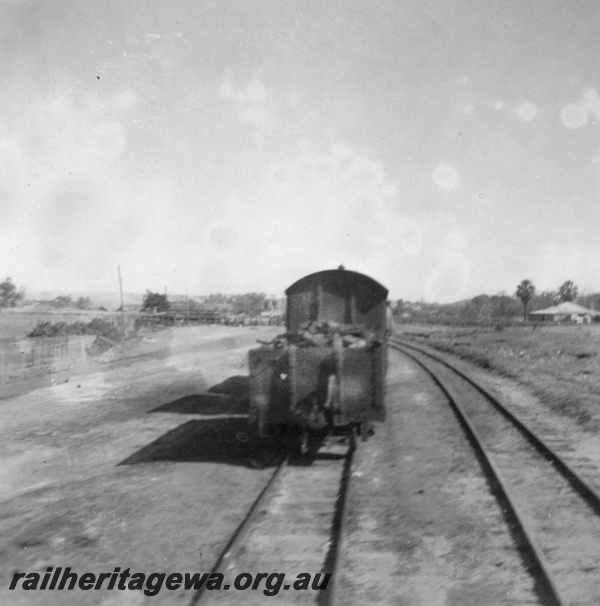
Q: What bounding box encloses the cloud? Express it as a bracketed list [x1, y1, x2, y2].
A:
[425, 247, 472, 302]
[524, 244, 600, 297]
[446, 231, 467, 251]
[516, 102, 537, 122]
[240, 106, 267, 124]
[561, 103, 588, 128]
[0, 91, 128, 222]
[583, 88, 600, 117]
[0, 136, 27, 208]
[0, 81, 162, 292]
[115, 89, 137, 110]
[433, 164, 460, 190]
[245, 80, 267, 103]
[561, 88, 600, 129]
[219, 73, 270, 125]
[218, 75, 235, 100]
[195, 145, 423, 293]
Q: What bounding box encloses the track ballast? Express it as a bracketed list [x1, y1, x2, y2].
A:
[391, 338, 600, 605]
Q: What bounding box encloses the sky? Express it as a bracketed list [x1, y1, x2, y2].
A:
[1, 0, 600, 303]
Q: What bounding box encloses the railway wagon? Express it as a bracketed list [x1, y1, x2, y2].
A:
[248, 268, 389, 446]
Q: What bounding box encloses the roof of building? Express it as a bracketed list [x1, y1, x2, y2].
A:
[529, 302, 598, 315]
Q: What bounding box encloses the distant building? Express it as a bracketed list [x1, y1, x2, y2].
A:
[260, 296, 284, 324]
[263, 296, 284, 313]
[529, 302, 600, 323]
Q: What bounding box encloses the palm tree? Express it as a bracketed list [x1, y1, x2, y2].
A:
[516, 279, 536, 321]
[557, 280, 578, 303]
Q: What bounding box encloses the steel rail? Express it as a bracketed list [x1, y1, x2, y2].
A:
[189, 456, 289, 606]
[321, 432, 356, 606]
[390, 341, 564, 606]
[190, 437, 355, 606]
[391, 337, 600, 516]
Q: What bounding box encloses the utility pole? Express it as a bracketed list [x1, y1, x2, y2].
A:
[118, 265, 126, 336]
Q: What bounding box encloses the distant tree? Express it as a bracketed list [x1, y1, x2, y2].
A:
[206, 293, 230, 305]
[393, 299, 405, 316]
[75, 296, 92, 310]
[50, 295, 73, 309]
[557, 280, 578, 303]
[578, 292, 600, 311]
[0, 277, 25, 308]
[489, 294, 520, 319]
[142, 291, 169, 312]
[232, 293, 266, 316]
[531, 290, 557, 311]
[465, 294, 493, 322]
[516, 280, 536, 320]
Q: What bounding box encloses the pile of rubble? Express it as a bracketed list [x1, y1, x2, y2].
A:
[258, 320, 378, 349]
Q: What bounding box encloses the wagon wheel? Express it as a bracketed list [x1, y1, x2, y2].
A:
[293, 426, 323, 462]
[289, 429, 310, 463]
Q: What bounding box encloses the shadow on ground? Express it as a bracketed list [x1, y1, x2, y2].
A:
[120, 375, 291, 468]
[148, 376, 251, 416]
[118, 418, 257, 467]
[118, 416, 333, 469]
[207, 375, 250, 398]
[149, 394, 247, 415]
[120, 375, 336, 468]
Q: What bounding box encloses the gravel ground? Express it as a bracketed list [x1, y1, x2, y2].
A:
[397, 323, 600, 429]
[0, 325, 280, 606]
[405, 345, 600, 603]
[339, 348, 537, 606]
[405, 337, 600, 506]
[4, 325, 579, 605]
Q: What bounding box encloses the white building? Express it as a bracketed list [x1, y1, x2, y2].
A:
[529, 302, 599, 323]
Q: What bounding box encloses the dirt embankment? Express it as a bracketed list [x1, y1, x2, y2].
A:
[0, 323, 227, 399]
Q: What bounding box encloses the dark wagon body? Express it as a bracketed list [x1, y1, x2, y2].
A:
[249, 268, 389, 443]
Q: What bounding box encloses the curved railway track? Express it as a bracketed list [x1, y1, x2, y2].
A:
[190, 437, 355, 606]
[390, 337, 600, 605]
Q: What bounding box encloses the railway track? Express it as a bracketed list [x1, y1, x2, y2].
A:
[190, 436, 355, 605]
[390, 337, 600, 605]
